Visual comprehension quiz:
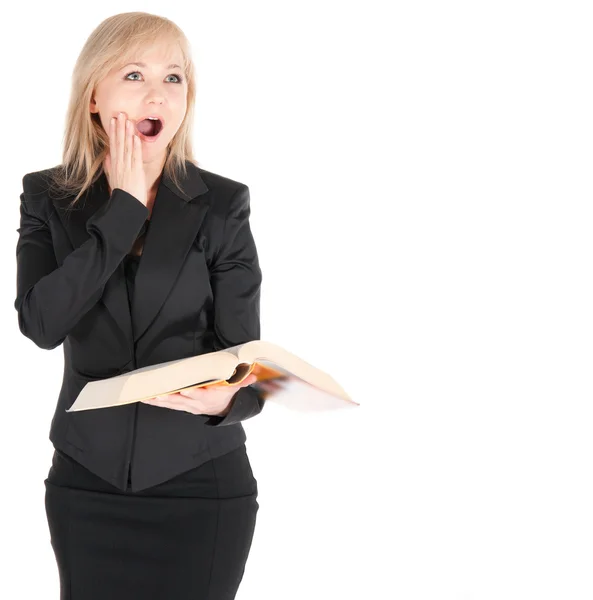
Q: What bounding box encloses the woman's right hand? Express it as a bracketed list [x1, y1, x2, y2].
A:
[103, 111, 148, 207]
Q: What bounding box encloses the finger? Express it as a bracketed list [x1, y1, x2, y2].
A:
[125, 119, 133, 171]
[117, 113, 125, 172]
[108, 117, 116, 175]
[156, 393, 196, 405]
[155, 397, 199, 414]
[134, 132, 142, 169]
[155, 394, 177, 401]
[146, 401, 178, 411]
[179, 399, 202, 414]
[143, 396, 180, 408]
[142, 394, 172, 404]
[239, 374, 258, 387]
[166, 391, 208, 412]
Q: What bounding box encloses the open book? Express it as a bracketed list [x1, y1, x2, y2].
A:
[67, 340, 359, 413]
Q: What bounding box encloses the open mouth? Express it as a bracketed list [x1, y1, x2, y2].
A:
[136, 118, 164, 139]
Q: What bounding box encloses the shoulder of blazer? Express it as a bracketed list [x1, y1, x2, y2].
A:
[20, 165, 62, 221]
[196, 167, 250, 220]
[196, 167, 247, 197]
[22, 165, 61, 194]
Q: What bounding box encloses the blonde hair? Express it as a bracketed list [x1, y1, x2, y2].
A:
[48, 12, 198, 206]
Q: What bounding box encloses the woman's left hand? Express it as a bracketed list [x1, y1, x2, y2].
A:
[141, 374, 258, 417]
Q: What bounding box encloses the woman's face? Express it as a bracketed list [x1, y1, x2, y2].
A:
[90, 43, 188, 165]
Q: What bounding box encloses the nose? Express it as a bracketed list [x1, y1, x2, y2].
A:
[141, 85, 166, 105]
[145, 93, 165, 104]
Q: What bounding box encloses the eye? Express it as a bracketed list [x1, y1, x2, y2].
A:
[124, 71, 184, 84]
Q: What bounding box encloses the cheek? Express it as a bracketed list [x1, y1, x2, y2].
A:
[173, 88, 188, 115]
[99, 111, 113, 134]
[170, 109, 187, 136]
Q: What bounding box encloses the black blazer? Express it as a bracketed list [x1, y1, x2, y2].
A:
[15, 160, 265, 491]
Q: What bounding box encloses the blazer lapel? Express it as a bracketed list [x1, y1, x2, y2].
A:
[51, 168, 112, 250]
[131, 162, 210, 343]
[51, 161, 210, 346]
[51, 171, 134, 345]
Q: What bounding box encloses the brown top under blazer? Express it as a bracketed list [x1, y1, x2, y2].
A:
[14, 160, 265, 492]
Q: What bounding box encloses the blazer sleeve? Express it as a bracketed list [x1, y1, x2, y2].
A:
[14, 176, 148, 350]
[203, 184, 266, 427]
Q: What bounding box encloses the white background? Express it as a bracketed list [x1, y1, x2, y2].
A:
[1, 1, 592, 599]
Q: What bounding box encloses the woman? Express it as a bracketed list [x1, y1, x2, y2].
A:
[14, 12, 264, 599]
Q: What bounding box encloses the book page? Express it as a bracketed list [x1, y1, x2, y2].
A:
[251, 360, 359, 411]
[67, 341, 357, 413]
[120, 351, 239, 403]
[68, 351, 239, 411]
[237, 341, 353, 402]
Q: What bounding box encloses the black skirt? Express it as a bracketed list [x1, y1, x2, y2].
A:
[44, 444, 259, 600]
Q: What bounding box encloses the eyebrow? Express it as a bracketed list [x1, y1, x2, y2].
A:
[122, 62, 182, 70]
